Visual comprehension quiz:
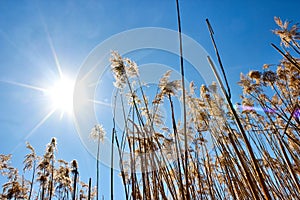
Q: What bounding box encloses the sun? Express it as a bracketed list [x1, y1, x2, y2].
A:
[47, 76, 75, 116]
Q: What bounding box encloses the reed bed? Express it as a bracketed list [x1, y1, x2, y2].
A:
[0, 17, 300, 200]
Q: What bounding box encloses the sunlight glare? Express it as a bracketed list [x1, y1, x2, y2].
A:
[47, 76, 75, 116]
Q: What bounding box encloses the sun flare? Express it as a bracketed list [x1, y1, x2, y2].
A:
[47, 76, 75, 116]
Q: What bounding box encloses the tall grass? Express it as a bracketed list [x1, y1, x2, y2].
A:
[107, 16, 300, 199]
[0, 138, 97, 199]
[0, 17, 299, 199]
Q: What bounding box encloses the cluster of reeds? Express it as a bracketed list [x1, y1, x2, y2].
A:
[0, 138, 97, 199]
[108, 16, 300, 199]
[1, 17, 299, 200]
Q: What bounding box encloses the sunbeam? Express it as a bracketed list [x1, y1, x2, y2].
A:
[38, 6, 63, 79]
[2, 77, 75, 117]
[25, 108, 56, 140]
[89, 99, 112, 107]
[1, 80, 47, 92]
[11, 108, 56, 154]
[46, 30, 63, 79]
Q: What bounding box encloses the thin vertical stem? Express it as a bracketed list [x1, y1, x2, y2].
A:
[169, 94, 185, 200]
[110, 92, 118, 200]
[110, 127, 115, 200]
[27, 161, 36, 200]
[96, 136, 101, 200]
[88, 178, 92, 200]
[115, 137, 129, 200]
[49, 159, 54, 200]
[175, 0, 189, 198]
[72, 168, 78, 200]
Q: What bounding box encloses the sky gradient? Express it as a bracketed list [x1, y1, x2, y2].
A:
[0, 0, 300, 199]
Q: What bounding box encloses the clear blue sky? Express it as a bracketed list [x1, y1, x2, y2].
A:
[0, 0, 299, 199]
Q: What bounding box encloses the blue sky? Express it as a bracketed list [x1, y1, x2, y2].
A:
[0, 0, 300, 199]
